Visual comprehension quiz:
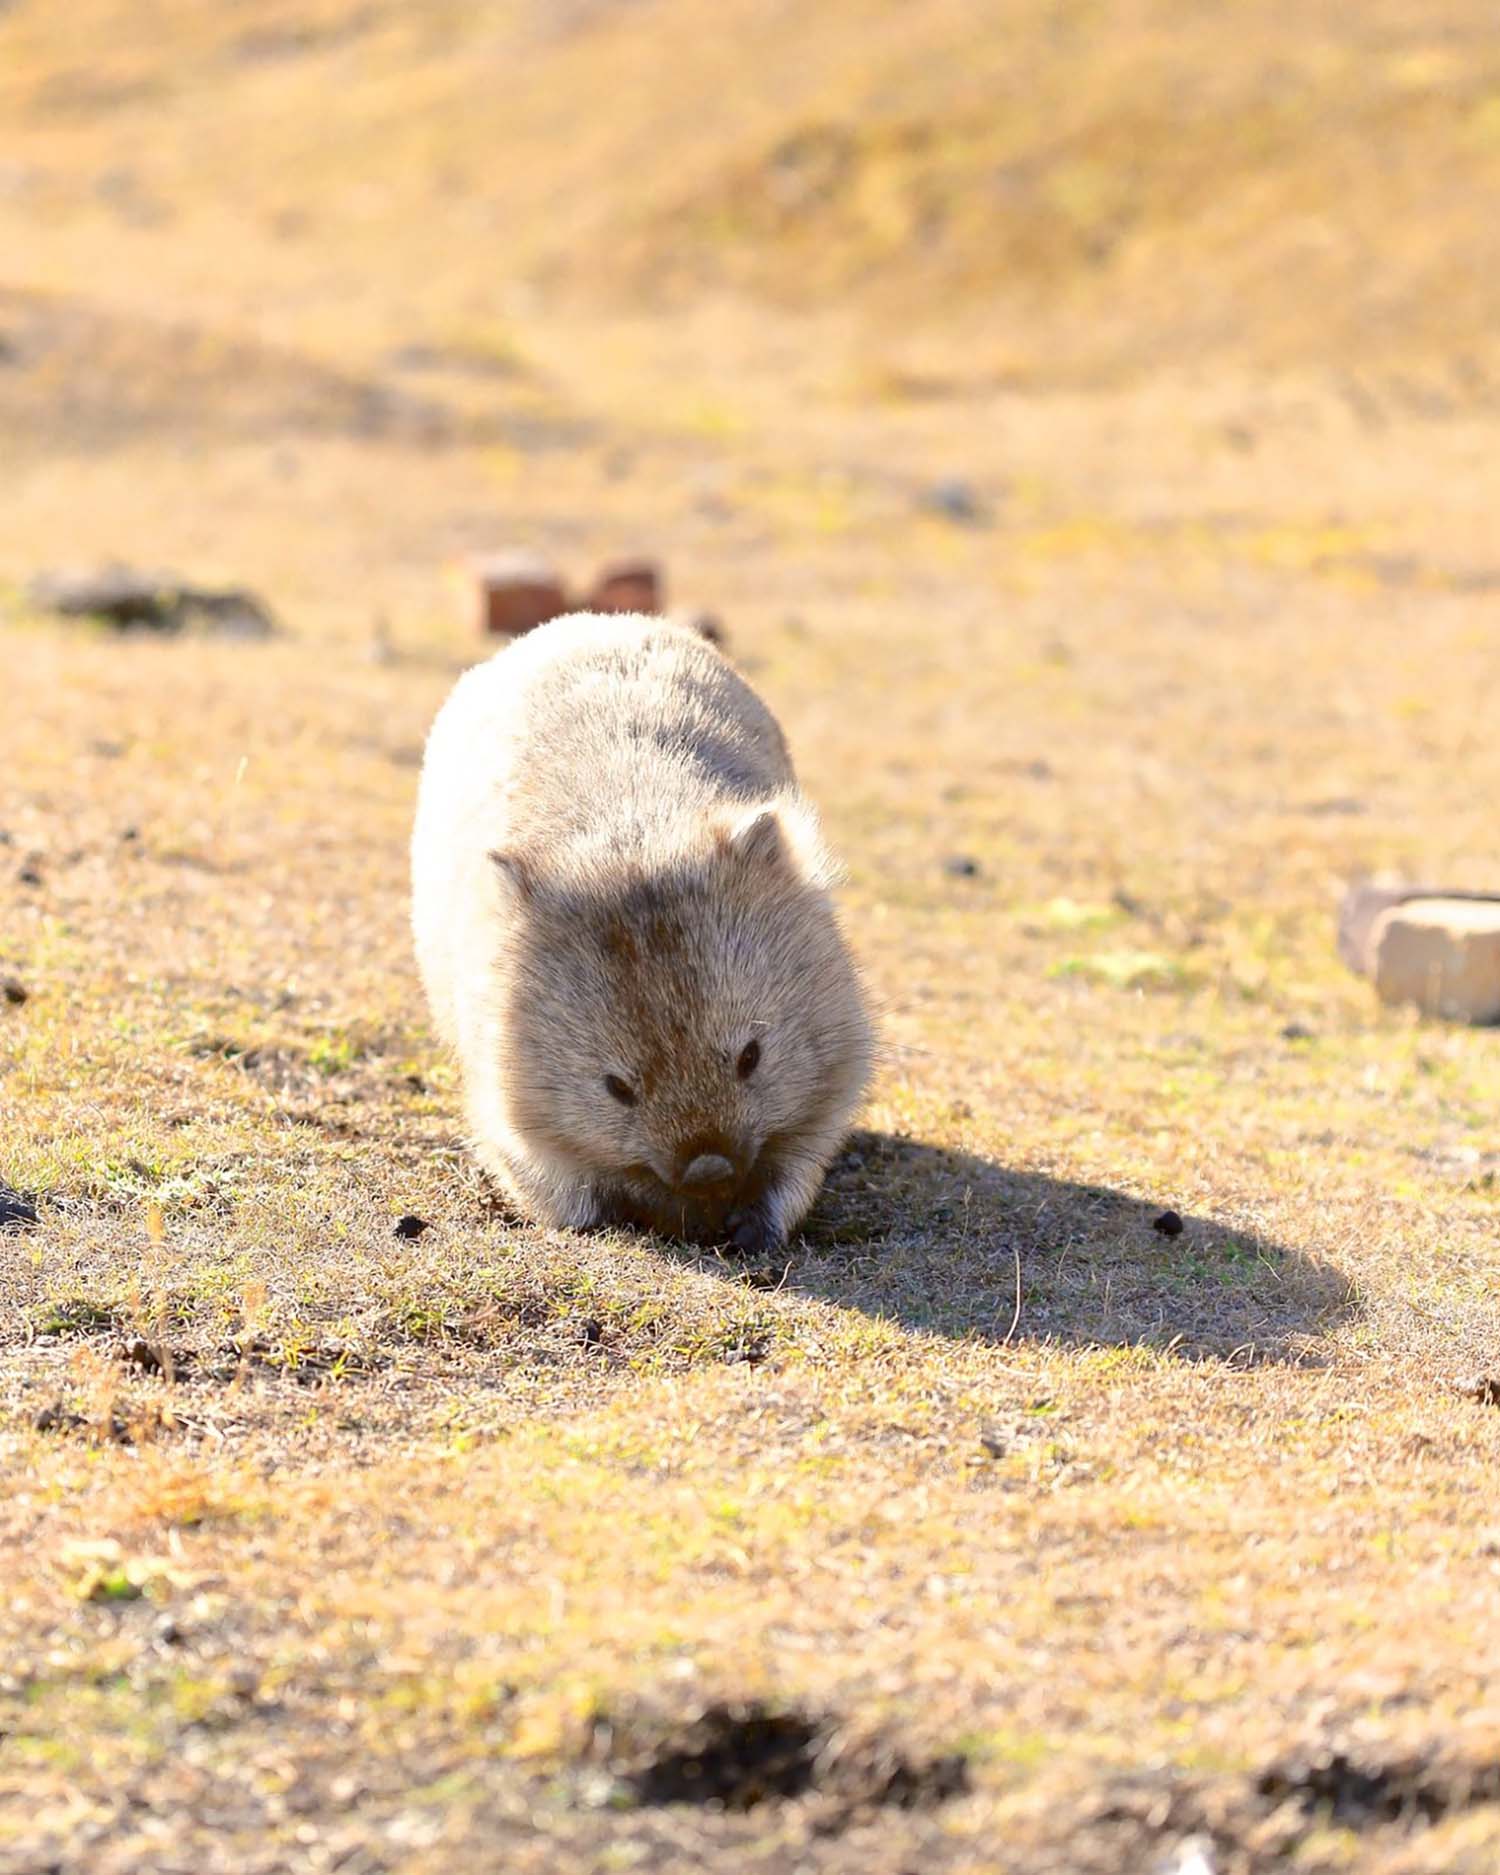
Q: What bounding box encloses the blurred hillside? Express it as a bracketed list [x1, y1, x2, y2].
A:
[4, 0, 1500, 390]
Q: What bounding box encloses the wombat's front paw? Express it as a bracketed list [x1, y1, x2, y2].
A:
[561, 1182, 631, 1233]
[724, 1205, 784, 1257]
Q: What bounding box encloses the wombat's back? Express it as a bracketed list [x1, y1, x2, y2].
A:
[410, 613, 796, 1045]
[494, 612, 795, 844]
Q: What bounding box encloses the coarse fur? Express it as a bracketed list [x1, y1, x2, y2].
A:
[410, 612, 874, 1252]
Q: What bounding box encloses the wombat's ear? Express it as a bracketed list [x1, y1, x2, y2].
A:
[724, 808, 785, 869]
[720, 802, 838, 887]
[488, 850, 535, 901]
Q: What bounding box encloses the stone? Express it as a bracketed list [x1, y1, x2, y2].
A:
[0, 1185, 38, 1231]
[471, 552, 568, 638]
[25, 565, 276, 637]
[1339, 879, 1500, 977]
[1371, 897, 1500, 1024]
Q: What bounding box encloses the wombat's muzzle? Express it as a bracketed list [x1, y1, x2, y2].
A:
[678, 1151, 738, 1192]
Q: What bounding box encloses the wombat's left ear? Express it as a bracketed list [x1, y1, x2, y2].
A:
[724, 808, 785, 869]
[488, 850, 536, 901]
[720, 802, 838, 887]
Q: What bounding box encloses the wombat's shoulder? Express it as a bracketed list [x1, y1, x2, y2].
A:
[461, 611, 770, 716]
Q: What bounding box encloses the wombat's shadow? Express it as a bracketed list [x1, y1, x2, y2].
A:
[755, 1131, 1352, 1363]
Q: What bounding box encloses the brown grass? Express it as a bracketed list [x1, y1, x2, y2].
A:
[4, 2, 1500, 1870]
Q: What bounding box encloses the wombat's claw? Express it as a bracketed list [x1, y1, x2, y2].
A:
[725, 1206, 779, 1256]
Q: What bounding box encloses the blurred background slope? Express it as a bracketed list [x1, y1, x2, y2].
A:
[7, 0, 1500, 372]
[4, 0, 1500, 637]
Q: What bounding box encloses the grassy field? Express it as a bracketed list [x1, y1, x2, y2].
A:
[4, 2, 1500, 1869]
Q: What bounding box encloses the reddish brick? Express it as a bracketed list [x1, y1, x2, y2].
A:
[586, 558, 662, 616]
[472, 552, 568, 638]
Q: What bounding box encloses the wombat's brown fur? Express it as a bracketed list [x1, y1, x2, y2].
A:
[411, 612, 874, 1252]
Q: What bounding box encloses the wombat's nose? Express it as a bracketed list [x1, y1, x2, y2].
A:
[679, 1152, 736, 1191]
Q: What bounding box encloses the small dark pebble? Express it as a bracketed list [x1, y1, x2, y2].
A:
[2, 978, 27, 1005]
[1152, 1209, 1185, 1239]
[1282, 1021, 1316, 1042]
[737, 1261, 791, 1292]
[943, 855, 981, 879]
[1457, 1376, 1500, 1407]
[17, 865, 42, 887]
[922, 478, 989, 526]
[393, 1213, 430, 1240]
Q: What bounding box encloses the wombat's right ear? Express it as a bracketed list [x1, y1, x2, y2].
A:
[488, 850, 535, 901]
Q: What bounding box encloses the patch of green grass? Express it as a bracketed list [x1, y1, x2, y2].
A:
[1050, 949, 1196, 992]
[307, 1034, 359, 1075]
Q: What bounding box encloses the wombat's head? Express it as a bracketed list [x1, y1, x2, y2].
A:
[491, 800, 872, 1236]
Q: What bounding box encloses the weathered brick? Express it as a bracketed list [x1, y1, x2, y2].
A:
[471, 552, 567, 638]
[1372, 897, 1500, 1023]
[586, 557, 662, 615]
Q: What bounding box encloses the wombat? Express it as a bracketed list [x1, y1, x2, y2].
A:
[411, 612, 874, 1253]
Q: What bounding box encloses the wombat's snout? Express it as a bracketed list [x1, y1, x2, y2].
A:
[656, 1138, 746, 1195]
[679, 1151, 737, 1191]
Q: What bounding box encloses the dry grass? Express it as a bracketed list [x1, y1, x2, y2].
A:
[4, 1, 1500, 1869]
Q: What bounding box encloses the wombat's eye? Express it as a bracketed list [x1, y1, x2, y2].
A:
[737, 1039, 761, 1080]
[604, 1074, 637, 1107]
